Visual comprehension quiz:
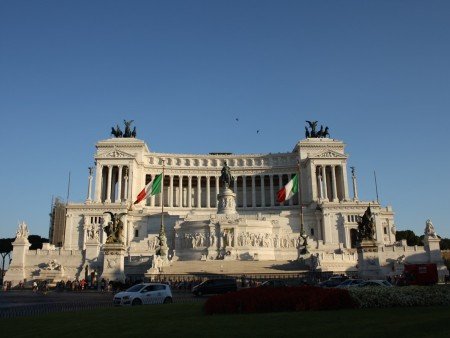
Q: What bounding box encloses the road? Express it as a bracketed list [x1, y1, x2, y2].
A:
[0, 290, 201, 318]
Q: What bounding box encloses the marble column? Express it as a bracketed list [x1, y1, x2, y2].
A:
[123, 173, 129, 202]
[322, 213, 332, 244]
[86, 167, 94, 203]
[197, 176, 201, 208]
[179, 175, 183, 207]
[260, 175, 265, 207]
[94, 164, 102, 202]
[127, 165, 133, 203]
[322, 165, 328, 201]
[116, 166, 123, 203]
[169, 175, 174, 207]
[215, 176, 219, 207]
[269, 174, 274, 206]
[331, 165, 338, 202]
[206, 176, 211, 208]
[342, 165, 350, 201]
[317, 167, 322, 200]
[106, 165, 113, 203]
[278, 174, 283, 205]
[188, 176, 192, 208]
[251, 176, 256, 208]
[242, 175, 247, 208]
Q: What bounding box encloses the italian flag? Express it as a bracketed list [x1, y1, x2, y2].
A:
[134, 174, 162, 204]
[276, 174, 299, 203]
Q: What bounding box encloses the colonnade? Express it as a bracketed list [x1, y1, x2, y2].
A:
[315, 164, 348, 202]
[147, 173, 297, 209]
[94, 165, 130, 203]
[91, 163, 349, 206]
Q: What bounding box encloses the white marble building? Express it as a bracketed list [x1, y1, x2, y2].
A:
[5, 132, 448, 284]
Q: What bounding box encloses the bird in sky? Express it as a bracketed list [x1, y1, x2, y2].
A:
[256, 130, 260, 134]
[235, 118, 239, 122]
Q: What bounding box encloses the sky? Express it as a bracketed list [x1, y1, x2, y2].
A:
[0, 0, 449, 239]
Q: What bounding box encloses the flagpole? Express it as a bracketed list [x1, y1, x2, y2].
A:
[160, 159, 165, 234]
[298, 160, 304, 234]
[298, 155, 308, 255]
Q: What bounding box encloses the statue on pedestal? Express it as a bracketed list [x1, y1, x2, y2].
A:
[103, 212, 127, 244]
[357, 206, 375, 242]
[110, 120, 137, 138]
[424, 219, 438, 238]
[220, 161, 234, 189]
[305, 121, 330, 138]
[16, 222, 29, 239]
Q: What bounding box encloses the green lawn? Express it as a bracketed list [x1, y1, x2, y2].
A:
[2, 303, 449, 338]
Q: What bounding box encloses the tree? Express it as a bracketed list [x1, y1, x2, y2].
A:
[28, 235, 49, 250]
[0, 238, 14, 279]
[395, 230, 422, 246]
[440, 238, 450, 250]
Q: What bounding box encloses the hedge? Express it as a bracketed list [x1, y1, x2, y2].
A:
[204, 286, 357, 315]
[349, 285, 450, 308]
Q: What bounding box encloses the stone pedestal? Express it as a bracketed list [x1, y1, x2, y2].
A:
[357, 240, 381, 279]
[424, 235, 443, 263]
[38, 269, 64, 284]
[424, 235, 449, 280]
[144, 254, 171, 279]
[85, 239, 100, 262]
[100, 243, 126, 283]
[217, 187, 237, 215]
[4, 237, 30, 286]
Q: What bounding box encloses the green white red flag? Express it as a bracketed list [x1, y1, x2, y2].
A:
[134, 174, 162, 204]
[276, 174, 298, 203]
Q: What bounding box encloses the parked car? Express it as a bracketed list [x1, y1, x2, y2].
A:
[113, 283, 173, 306]
[259, 279, 289, 288]
[192, 278, 237, 296]
[358, 280, 393, 287]
[319, 275, 349, 288]
[336, 279, 364, 288]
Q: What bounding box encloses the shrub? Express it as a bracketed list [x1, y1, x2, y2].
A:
[349, 285, 450, 308]
[204, 286, 357, 315]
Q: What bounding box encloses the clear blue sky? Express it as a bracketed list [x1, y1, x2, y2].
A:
[1, 0, 449, 239]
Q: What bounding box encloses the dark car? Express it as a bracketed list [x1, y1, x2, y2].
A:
[319, 275, 349, 288]
[192, 278, 237, 296]
[336, 279, 364, 288]
[259, 280, 289, 288]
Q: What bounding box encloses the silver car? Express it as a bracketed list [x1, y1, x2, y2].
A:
[113, 283, 173, 306]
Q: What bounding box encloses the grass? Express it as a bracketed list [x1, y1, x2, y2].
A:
[2, 303, 450, 338]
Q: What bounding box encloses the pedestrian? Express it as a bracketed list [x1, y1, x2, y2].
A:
[101, 278, 106, 292]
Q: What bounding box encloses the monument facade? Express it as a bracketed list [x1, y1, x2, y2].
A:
[5, 121, 448, 284]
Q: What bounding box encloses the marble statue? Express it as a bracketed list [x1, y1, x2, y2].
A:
[16, 222, 29, 239]
[220, 161, 234, 188]
[357, 206, 375, 241]
[425, 219, 437, 238]
[103, 212, 127, 244]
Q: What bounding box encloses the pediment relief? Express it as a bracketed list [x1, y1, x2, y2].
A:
[97, 147, 135, 159]
[312, 150, 347, 159]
